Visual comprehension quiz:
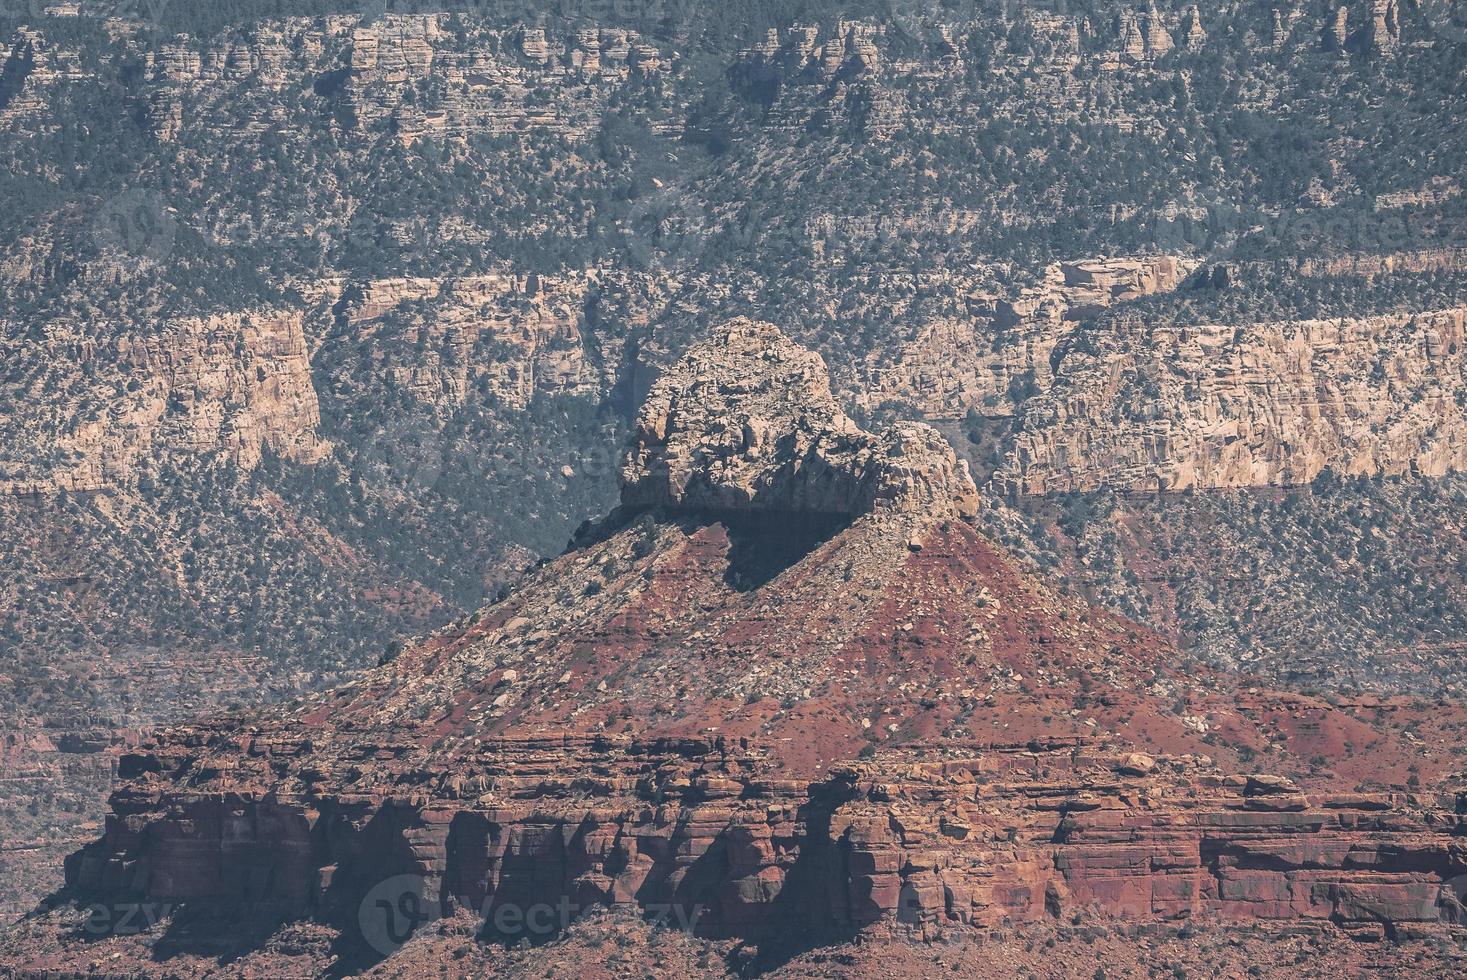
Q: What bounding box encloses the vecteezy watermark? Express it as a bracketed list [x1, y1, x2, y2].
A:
[622, 182, 708, 273]
[1421, 0, 1467, 44]
[621, 181, 759, 274]
[358, 414, 448, 491]
[0, 0, 48, 20]
[359, 874, 436, 957]
[356, 0, 385, 23]
[807, 200, 1460, 259]
[358, 874, 705, 956]
[884, 0, 1079, 45]
[883, 0, 946, 45]
[354, 417, 624, 493]
[113, 0, 173, 28]
[74, 900, 176, 937]
[92, 188, 177, 263]
[1169, 204, 1453, 254]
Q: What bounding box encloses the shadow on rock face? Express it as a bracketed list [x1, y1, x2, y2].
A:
[716, 511, 852, 593]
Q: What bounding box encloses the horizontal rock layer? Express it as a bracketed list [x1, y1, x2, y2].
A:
[66, 735, 1467, 947]
[0, 310, 323, 496]
[1001, 307, 1467, 493]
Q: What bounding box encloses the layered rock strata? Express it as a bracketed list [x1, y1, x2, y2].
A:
[45, 321, 1467, 966]
[124, 16, 669, 145]
[1000, 307, 1467, 493]
[0, 310, 324, 496]
[64, 734, 1467, 946]
[859, 257, 1192, 421]
[305, 272, 601, 411]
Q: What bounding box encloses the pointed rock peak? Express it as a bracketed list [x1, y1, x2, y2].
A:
[620, 318, 978, 519]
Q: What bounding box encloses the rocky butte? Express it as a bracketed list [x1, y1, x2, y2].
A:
[6, 321, 1467, 975]
[622, 319, 980, 519]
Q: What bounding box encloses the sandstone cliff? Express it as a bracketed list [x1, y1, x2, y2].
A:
[859, 257, 1193, 420]
[56, 728, 1467, 956]
[1000, 306, 1467, 493]
[125, 16, 669, 146]
[306, 272, 602, 412]
[2, 7, 1465, 954]
[0, 309, 324, 496]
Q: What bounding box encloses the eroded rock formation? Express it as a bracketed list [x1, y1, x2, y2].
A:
[0, 310, 324, 496]
[61, 733, 1467, 948]
[306, 272, 600, 411]
[31, 318, 1467, 972]
[122, 16, 669, 145]
[622, 319, 979, 518]
[1000, 307, 1467, 493]
[859, 257, 1193, 420]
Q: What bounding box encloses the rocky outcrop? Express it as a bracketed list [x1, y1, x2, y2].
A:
[621, 319, 979, 518]
[1180, 5, 1207, 50]
[61, 733, 1467, 952]
[1297, 246, 1467, 279]
[306, 272, 600, 412]
[1356, 0, 1403, 53]
[0, 310, 324, 496]
[96, 15, 676, 144]
[1116, 4, 1174, 62]
[37, 328, 1467, 966]
[1000, 307, 1467, 493]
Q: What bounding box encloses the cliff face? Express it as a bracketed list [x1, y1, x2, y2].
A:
[59, 731, 1467, 955]
[130, 16, 667, 145]
[2, 5, 1466, 954]
[0, 5, 1459, 526]
[307, 272, 601, 412]
[857, 257, 1467, 494]
[856, 256, 1467, 492]
[1001, 307, 1467, 493]
[0, 309, 323, 496]
[859, 257, 1193, 420]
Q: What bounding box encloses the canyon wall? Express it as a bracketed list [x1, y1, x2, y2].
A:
[130, 17, 667, 144]
[858, 262, 1467, 495]
[6, 9, 1464, 505]
[999, 306, 1467, 494]
[859, 257, 1194, 420]
[48, 323, 1467, 955]
[305, 271, 602, 412]
[65, 734, 1467, 948]
[0, 310, 323, 496]
[12, 273, 1458, 501]
[0, 269, 608, 497]
[623, 319, 979, 518]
